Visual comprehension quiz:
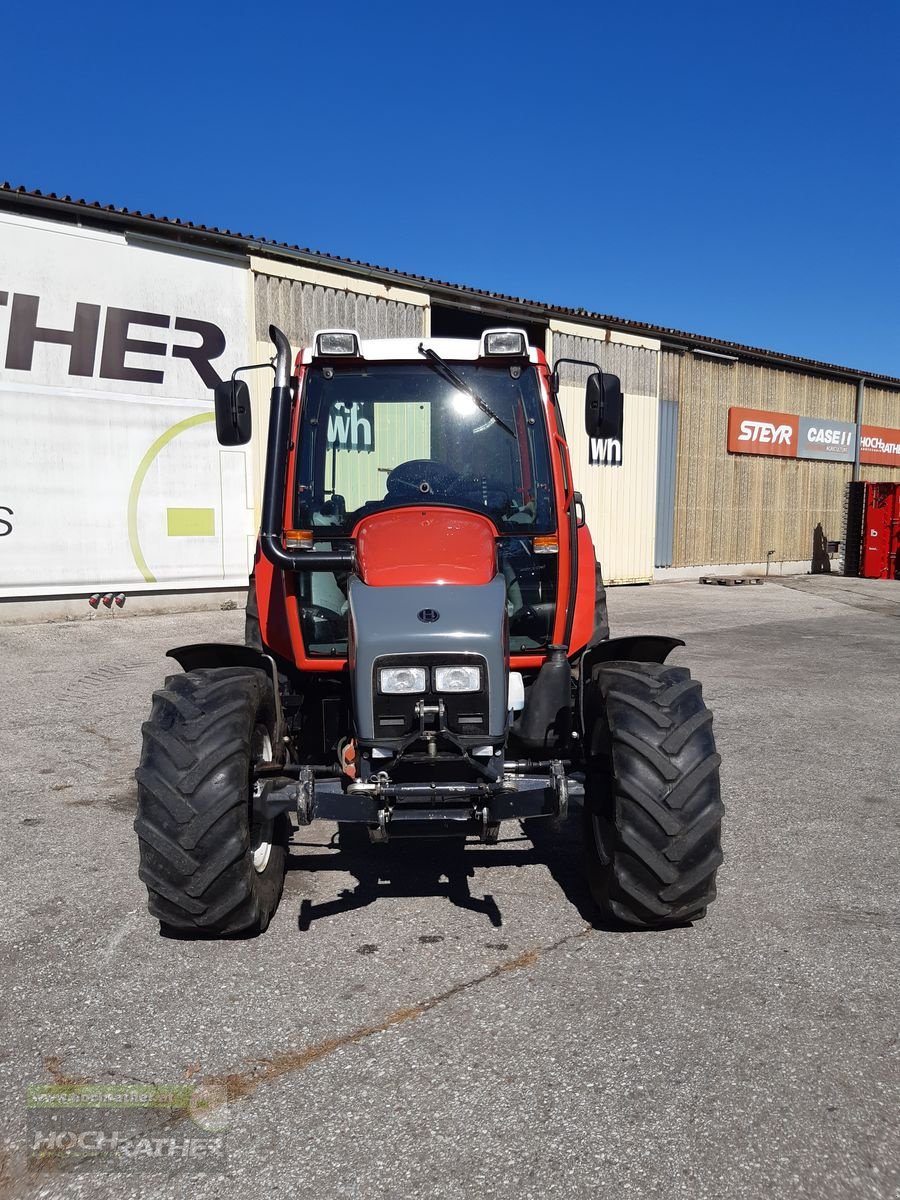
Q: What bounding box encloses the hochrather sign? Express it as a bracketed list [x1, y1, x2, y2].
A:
[860, 425, 900, 468]
[0, 211, 254, 597]
[0, 292, 227, 388]
[728, 406, 900, 467]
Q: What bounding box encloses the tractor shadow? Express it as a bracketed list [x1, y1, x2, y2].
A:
[287, 801, 600, 931]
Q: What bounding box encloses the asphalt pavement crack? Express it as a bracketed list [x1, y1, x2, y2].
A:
[205, 924, 593, 1106]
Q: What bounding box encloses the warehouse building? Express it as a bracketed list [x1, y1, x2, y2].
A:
[0, 183, 898, 607]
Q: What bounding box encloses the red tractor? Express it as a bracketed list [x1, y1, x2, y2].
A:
[135, 326, 723, 935]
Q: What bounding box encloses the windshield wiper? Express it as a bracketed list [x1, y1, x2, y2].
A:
[417, 344, 516, 438]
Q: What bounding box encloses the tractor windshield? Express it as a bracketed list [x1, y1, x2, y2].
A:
[295, 361, 554, 534]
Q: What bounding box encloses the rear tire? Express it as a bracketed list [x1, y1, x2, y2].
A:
[583, 661, 723, 927]
[134, 666, 288, 937]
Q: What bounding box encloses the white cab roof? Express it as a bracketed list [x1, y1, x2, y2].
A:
[299, 336, 541, 365]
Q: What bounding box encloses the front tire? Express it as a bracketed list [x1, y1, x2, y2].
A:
[583, 661, 723, 927]
[134, 666, 288, 936]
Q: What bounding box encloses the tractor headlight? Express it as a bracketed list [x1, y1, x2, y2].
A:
[481, 329, 527, 356]
[379, 666, 427, 694]
[434, 664, 481, 693]
[315, 329, 361, 356]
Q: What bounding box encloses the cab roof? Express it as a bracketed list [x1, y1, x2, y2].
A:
[298, 332, 543, 366]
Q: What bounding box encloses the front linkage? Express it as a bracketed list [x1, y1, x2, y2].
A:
[258, 759, 573, 845]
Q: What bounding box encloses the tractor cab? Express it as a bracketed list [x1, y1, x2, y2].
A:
[214, 326, 623, 678]
[291, 329, 562, 658]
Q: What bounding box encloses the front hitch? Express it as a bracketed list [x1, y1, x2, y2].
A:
[255, 762, 576, 842]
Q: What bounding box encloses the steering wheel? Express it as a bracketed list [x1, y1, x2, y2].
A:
[445, 474, 514, 515]
[386, 459, 462, 499]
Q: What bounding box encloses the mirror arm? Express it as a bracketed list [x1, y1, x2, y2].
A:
[229, 360, 275, 385]
[226, 360, 275, 426]
[550, 357, 604, 385]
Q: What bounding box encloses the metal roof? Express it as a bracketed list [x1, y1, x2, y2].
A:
[2, 181, 898, 389]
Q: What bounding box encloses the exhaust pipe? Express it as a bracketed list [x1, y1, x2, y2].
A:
[260, 324, 355, 573]
[271, 322, 292, 390]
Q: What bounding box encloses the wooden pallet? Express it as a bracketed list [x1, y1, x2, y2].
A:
[699, 575, 765, 586]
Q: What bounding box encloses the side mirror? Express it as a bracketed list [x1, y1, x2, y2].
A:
[585, 372, 623, 441]
[214, 378, 252, 446]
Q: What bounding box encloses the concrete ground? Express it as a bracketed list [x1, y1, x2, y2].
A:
[0, 578, 897, 1199]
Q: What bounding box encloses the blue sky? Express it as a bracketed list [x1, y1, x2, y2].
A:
[3, 0, 898, 374]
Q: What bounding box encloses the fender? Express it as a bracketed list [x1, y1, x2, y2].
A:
[577, 635, 686, 745]
[166, 643, 285, 747]
[581, 634, 685, 672]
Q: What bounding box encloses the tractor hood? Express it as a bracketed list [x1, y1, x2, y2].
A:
[348, 508, 508, 748]
[353, 507, 498, 588]
[347, 573, 509, 745]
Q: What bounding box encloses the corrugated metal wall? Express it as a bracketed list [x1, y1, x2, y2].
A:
[550, 331, 659, 583]
[671, 357, 857, 566]
[254, 273, 426, 345]
[659, 349, 682, 407]
[862, 386, 900, 426]
[859, 386, 900, 484]
[655, 399, 679, 567]
[654, 351, 683, 569]
[550, 331, 658, 397]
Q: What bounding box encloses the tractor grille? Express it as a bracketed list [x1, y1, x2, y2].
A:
[372, 654, 489, 740]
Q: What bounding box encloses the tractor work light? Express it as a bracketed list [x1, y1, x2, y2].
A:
[481, 329, 527, 357]
[379, 666, 427, 694]
[434, 664, 481, 693]
[315, 330, 361, 357]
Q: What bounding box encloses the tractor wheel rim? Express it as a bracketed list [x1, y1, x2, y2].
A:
[250, 727, 274, 874]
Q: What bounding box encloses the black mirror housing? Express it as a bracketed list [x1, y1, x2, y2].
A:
[214, 379, 252, 446]
[585, 372, 624, 441]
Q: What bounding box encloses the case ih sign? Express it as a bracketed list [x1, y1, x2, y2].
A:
[727, 406, 900, 467]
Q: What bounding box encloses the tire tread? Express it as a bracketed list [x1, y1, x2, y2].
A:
[134, 666, 287, 936]
[584, 660, 724, 928]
